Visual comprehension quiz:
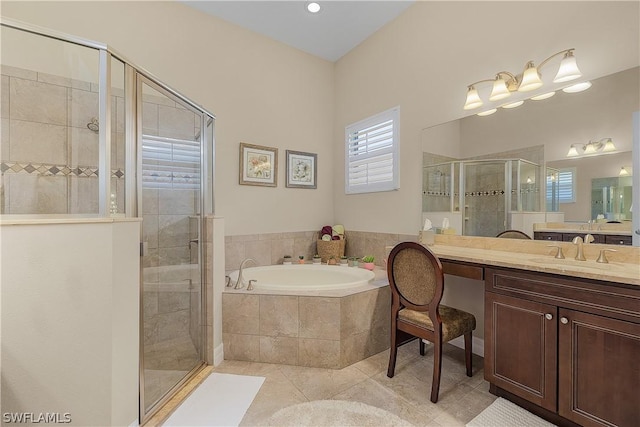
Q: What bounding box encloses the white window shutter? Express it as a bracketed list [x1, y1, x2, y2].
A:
[142, 135, 201, 189]
[345, 107, 400, 194]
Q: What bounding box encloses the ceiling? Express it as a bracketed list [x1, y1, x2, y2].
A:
[181, 1, 415, 62]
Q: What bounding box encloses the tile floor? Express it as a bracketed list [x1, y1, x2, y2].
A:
[205, 341, 496, 426]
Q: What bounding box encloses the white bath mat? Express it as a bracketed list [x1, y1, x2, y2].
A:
[162, 373, 265, 427]
[466, 397, 556, 427]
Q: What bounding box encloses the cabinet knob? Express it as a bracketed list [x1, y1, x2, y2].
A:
[545, 313, 553, 320]
[560, 317, 569, 324]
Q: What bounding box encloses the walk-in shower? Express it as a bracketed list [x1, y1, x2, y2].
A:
[1, 20, 215, 423]
[422, 159, 553, 236]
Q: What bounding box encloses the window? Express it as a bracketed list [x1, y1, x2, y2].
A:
[345, 106, 400, 194]
[549, 167, 576, 203]
[142, 134, 201, 189]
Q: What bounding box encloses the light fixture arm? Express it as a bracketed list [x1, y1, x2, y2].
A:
[537, 48, 575, 72]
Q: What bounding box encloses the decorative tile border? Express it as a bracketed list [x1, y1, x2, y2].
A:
[0, 161, 124, 178]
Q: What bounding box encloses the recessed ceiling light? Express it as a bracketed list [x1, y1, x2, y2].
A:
[306, 2, 321, 13]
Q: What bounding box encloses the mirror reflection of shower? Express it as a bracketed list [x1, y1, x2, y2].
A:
[87, 117, 99, 133]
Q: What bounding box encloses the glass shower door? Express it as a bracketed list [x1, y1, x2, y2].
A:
[463, 161, 507, 237]
[138, 76, 205, 416]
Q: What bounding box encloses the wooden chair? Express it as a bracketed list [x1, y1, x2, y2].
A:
[496, 229, 531, 239]
[386, 242, 476, 403]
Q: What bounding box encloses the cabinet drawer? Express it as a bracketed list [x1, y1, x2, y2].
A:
[534, 232, 561, 241]
[485, 267, 640, 323]
[604, 234, 632, 245]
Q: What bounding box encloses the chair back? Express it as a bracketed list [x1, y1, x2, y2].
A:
[496, 230, 531, 239]
[387, 242, 444, 311]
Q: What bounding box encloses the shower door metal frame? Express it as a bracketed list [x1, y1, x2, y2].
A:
[135, 73, 211, 423]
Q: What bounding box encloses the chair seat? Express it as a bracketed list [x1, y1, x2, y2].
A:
[398, 305, 476, 343]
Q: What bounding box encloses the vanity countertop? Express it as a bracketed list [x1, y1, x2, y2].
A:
[427, 235, 640, 286]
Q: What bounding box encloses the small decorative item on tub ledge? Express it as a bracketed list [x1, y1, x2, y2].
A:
[328, 256, 337, 265]
[349, 257, 359, 268]
[339, 256, 348, 266]
[298, 255, 305, 264]
[317, 224, 346, 262]
[362, 256, 375, 270]
[312, 254, 321, 264]
[283, 255, 292, 265]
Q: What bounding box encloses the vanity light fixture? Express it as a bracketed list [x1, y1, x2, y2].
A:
[306, 2, 321, 13]
[476, 109, 497, 117]
[562, 81, 592, 93]
[463, 48, 583, 111]
[501, 100, 524, 109]
[619, 166, 629, 176]
[566, 138, 617, 157]
[530, 91, 556, 101]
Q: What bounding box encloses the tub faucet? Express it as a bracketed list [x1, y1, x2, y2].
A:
[572, 236, 586, 261]
[235, 258, 257, 289]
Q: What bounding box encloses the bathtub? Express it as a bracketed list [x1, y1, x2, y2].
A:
[223, 264, 390, 368]
[228, 264, 375, 291]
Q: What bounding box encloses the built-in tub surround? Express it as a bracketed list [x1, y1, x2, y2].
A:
[224, 230, 417, 271]
[222, 269, 390, 369]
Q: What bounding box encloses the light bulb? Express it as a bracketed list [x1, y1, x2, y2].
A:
[567, 145, 579, 157]
[489, 76, 511, 101]
[553, 50, 582, 83]
[518, 62, 543, 92]
[463, 86, 483, 110]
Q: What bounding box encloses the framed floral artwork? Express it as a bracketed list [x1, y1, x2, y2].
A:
[239, 143, 278, 187]
[286, 150, 317, 189]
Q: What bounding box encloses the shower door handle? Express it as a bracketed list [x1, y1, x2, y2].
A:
[140, 241, 148, 256]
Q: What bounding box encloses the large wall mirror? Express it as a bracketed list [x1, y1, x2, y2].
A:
[421, 67, 639, 240]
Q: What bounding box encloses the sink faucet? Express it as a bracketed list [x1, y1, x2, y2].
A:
[572, 236, 586, 261]
[584, 234, 595, 244]
[235, 258, 257, 289]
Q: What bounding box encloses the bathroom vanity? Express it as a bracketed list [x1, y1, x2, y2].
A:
[430, 236, 639, 427]
[533, 230, 632, 245]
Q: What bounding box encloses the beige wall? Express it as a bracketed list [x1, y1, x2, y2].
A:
[334, 1, 639, 235]
[2, 0, 335, 236]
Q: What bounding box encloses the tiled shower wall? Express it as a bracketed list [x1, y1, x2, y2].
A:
[0, 65, 125, 214]
[224, 230, 418, 270]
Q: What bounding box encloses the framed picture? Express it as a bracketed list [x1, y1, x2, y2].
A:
[286, 150, 317, 189]
[239, 143, 278, 187]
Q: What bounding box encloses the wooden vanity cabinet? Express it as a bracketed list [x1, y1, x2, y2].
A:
[484, 267, 640, 427]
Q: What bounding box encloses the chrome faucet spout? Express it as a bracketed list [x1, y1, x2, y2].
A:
[572, 236, 586, 261]
[235, 258, 258, 289]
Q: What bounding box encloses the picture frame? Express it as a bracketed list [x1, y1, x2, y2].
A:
[239, 143, 278, 187]
[286, 150, 317, 189]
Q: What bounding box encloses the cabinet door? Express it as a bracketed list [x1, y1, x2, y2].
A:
[485, 292, 557, 411]
[559, 309, 640, 427]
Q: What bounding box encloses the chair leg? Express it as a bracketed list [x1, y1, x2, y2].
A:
[430, 339, 442, 403]
[387, 323, 398, 378]
[464, 331, 473, 377]
[419, 339, 426, 356]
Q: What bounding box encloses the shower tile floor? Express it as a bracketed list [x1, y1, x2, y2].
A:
[147, 341, 496, 426]
[144, 335, 201, 408]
